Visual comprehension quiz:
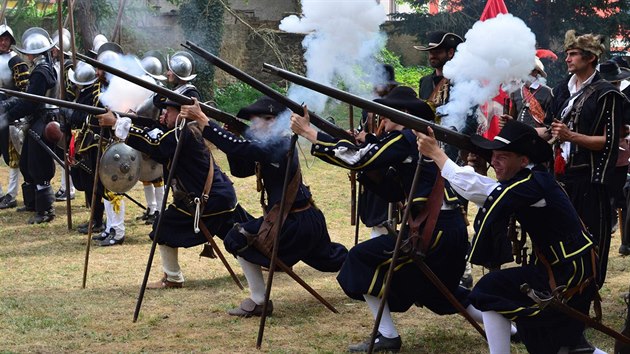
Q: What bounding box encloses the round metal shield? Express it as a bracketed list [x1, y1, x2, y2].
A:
[98, 142, 141, 193]
[138, 153, 163, 181]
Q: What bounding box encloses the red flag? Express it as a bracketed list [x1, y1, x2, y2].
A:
[480, 0, 509, 139]
[480, 0, 508, 21]
[429, 0, 440, 15]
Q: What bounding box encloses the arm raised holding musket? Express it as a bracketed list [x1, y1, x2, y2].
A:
[290, 86, 479, 353]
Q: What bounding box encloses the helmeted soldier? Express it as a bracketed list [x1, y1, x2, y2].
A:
[164, 50, 199, 99]
[89, 41, 128, 245]
[51, 27, 76, 201]
[0, 22, 29, 210]
[1, 27, 58, 223]
[65, 60, 105, 234]
[134, 50, 167, 225]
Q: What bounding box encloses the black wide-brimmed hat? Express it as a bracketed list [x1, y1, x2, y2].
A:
[374, 86, 435, 120]
[471, 120, 552, 163]
[599, 60, 630, 82]
[611, 56, 630, 69]
[154, 96, 181, 109]
[413, 31, 463, 51]
[236, 96, 287, 120]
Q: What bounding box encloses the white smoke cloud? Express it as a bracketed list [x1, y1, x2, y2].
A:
[439, 14, 537, 131]
[279, 0, 388, 113]
[99, 54, 154, 113]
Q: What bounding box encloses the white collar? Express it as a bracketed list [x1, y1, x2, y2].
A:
[567, 70, 597, 95]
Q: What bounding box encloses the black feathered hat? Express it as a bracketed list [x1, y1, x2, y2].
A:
[414, 31, 463, 51]
[470, 120, 552, 163]
[236, 96, 287, 120]
[373, 86, 435, 121]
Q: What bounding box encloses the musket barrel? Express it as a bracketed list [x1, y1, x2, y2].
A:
[184, 41, 354, 141]
[262, 63, 484, 156]
[75, 52, 249, 133]
[0, 88, 156, 123]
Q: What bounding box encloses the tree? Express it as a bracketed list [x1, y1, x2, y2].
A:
[393, 0, 630, 85]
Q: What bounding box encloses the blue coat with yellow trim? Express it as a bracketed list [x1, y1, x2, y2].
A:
[201, 121, 348, 271]
[311, 129, 460, 208]
[470, 166, 593, 268]
[126, 124, 244, 247]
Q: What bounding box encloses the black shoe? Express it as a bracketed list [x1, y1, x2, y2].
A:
[136, 209, 150, 221]
[55, 190, 75, 202]
[17, 205, 35, 212]
[619, 244, 630, 256]
[460, 273, 473, 289]
[0, 194, 17, 209]
[28, 209, 55, 224]
[98, 229, 124, 246]
[92, 229, 110, 241]
[145, 211, 158, 225]
[348, 332, 402, 353]
[79, 222, 105, 235]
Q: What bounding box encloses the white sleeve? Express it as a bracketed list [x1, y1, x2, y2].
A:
[441, 159, 499, 205]
[113, 116, 132, 140]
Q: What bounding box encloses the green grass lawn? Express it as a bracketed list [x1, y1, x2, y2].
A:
[0, 140, 627, 353]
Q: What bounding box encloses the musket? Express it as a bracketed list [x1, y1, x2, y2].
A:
[366, 159, 485, 353]
[348, 104, 356, 228]
[262, 63, 488, 158]
[82, 128, 107, 289]
[0, 88, 158, 126]
[182, 41, 354, 141]
[74, 52, 249, 133]
[57, 0, 72, 230]
[258, 134, 298, 348]
[521, 283, 630, 345]
[133, 124, 188, 322]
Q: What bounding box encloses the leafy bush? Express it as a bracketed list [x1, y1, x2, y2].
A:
[378, 48, 433, 92]
[213, 82, 287, 115]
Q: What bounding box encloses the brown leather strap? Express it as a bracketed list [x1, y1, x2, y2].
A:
[534, 246, 558, 291]
[407, 175, 445, 255]
[200, 140, 215, 205]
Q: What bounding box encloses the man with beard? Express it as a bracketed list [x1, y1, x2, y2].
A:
[549, 30, 624, 287]
[416, 30, 478, 288]
[0, 22, 28, 210]
[509, 57, 554, 129]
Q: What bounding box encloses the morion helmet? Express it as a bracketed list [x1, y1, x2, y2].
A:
[140, 50, 166, 81]
[167, 51, 196, 81]
[68, 61, 97, 86]
[0, 22, 16, 46]
[15, 27, 54, 55]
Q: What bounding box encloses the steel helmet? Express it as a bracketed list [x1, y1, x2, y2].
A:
[68, 61, 97, 86]
[15, 27, 54, 55]
[0, 23, 16, 46]
[141, 50, 166, 81]
[52, 28, 71, 53]
[97, 42, 124, 65]
[167, 51, 196, 81]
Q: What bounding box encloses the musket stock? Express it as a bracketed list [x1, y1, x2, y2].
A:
[262, 63, 487, 157]
[183, 41, 354, 141]
[75, 52, 249, 133]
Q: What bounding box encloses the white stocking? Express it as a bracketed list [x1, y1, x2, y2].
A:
[363, 294, 399, 339]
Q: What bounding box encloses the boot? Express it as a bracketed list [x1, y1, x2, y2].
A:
[17, 182, 35, 212]
[29, 186, 55, 224]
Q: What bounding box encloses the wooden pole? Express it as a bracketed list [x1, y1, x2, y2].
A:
[58, 0, 73, 230]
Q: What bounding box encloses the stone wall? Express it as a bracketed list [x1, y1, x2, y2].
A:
[217, 14, 305, 87]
